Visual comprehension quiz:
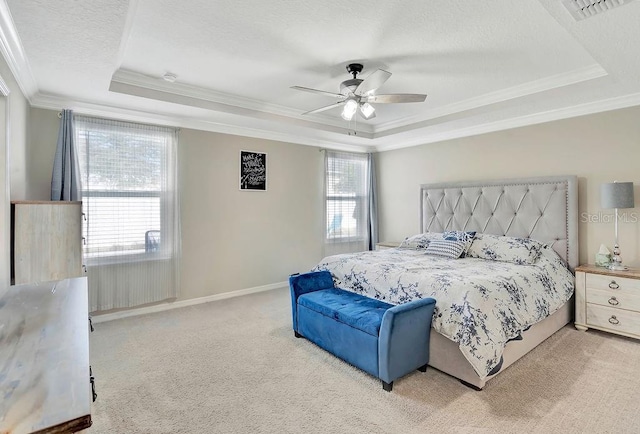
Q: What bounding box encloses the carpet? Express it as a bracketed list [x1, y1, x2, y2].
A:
[85, 287, 640, 433]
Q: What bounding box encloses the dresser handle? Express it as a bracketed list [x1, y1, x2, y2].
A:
[609, 315, 620, 325]
[608, 297, 620, 306]
[609, 281, 619, 290]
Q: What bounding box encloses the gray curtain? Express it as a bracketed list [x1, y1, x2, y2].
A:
[367, 152, 378, 250]
[51, 109, 81, 201]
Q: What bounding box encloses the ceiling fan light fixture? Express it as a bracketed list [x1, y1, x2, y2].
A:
[359, 102, 375, 119]
[341, 99, 358, 121]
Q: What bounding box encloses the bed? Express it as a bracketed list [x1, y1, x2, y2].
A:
[314, 176, 578, 389]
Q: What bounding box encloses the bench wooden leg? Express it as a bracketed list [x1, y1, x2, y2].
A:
[382, 381, 393, 392]
[418, 363, 428, 372]
[294, 331, 302, 338]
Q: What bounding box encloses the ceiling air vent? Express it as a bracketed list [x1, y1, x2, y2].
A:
[562, 0, 637, 20]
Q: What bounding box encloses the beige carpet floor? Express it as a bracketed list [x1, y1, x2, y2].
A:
[85, 287, 640, 434]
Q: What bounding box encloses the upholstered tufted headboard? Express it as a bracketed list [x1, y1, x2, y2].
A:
[420, 176, 578, 271]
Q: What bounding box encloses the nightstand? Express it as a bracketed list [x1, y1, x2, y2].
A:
[376, 241, 401, 251]
[575, 264, 640, 339]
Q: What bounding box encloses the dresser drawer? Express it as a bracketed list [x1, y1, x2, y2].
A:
[586, 303, 640, 337]
[586, 273, 640, 294]
[586, 287, 640, 311]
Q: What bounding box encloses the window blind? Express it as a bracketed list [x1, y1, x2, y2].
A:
[75, 115, 181, 311]
[76, 116, 174, 261]
[324, 151, 369, 255]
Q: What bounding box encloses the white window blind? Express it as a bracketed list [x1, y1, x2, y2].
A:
[75, 115, 181, 311]
[325, 151, 369, 255]
[76, 116, 176, 262]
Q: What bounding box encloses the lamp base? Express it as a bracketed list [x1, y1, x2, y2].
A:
[608, 263, 628, 271]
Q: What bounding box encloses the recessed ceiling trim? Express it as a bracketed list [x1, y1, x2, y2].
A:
[113, 0, 140, 69]
[374, 90, 640, 152]
[0, 0, 38, 100]
[374, 63, 608, 133]
[110, 69, 374, 135]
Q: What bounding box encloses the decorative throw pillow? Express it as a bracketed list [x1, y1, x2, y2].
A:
[398, 232, 442, 250]
[467, 234, 545, 265]
[442, 230, 477, 255]
[424, 239, 466, 259]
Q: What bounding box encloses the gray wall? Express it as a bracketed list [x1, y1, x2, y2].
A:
[25, 108, 325, 300]
[23, 104, 640, 298]
[377, 105, 640, 267]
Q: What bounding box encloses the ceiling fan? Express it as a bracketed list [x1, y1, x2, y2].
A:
[291, 63, 427, 121]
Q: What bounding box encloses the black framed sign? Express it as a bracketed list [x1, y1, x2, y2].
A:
[240, 150, 267, 191]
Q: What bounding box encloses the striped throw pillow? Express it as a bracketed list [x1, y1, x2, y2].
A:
[424, 239, 466, 259]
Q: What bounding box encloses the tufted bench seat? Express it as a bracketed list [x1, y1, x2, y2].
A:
[289, 270, 436, 392]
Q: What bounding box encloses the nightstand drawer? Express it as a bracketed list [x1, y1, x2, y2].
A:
[586, 304, 640, 337]
[586, 273, 640, 294]
[586, 287, 640, 311]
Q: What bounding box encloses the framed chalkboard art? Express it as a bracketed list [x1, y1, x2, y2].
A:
[239, 150, 267, 191]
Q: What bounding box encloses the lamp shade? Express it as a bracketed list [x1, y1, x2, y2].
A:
[601, 182, 635, 209]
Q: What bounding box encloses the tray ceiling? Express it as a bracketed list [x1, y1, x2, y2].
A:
[3, 0, 640, 151]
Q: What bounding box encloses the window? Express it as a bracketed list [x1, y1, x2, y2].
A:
[75, 116, 178, 264]
[325, 151, 369, 245]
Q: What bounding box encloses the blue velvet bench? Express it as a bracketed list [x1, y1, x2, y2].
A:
[289, 270, 436, 392]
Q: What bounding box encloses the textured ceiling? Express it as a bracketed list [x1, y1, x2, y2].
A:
[3, 0, 640, 151]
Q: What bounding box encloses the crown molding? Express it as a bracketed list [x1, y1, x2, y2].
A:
[373, 64, 608, 134]
[0, 0, 37, 100]
[374, 90, 640, 152]
[30, 92, 372, 153]
[110, 69, 375, 136]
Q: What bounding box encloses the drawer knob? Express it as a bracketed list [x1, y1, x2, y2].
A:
[608, 315, 620, 325]
[609, 281, 620, 290]
[608, 297, 620, 306]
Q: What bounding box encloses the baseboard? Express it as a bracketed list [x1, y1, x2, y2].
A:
[91, 281, 287, 324]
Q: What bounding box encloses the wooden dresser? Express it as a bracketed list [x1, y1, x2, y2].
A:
[11, 201, 84, 285]
[0, 277, 92, 433]
[575, 264, 640, 339]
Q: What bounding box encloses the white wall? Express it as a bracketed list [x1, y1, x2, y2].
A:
[25, 108, 325, 301]
[377, 105, 640, 267]
[0, 53, 29, 287]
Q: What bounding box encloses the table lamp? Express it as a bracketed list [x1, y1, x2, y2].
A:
[601, 181, 635, 270]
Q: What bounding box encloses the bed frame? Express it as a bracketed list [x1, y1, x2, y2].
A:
[420, 175, 578, 389]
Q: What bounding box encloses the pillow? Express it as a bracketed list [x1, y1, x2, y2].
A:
[467, 234, 545, 265]
[398, 232, 442, 250]
[424, 239, 466, 259]
[442, 230, 477, 255]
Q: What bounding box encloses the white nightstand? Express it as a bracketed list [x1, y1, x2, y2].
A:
[375, 242, 401, 251]
[575, 264, 640, 340]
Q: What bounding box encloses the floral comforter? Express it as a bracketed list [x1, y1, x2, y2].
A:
[312, 246, 574, 379]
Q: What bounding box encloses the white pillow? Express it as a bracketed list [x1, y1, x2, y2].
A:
[467, 234, 545, 265]
[398, 232, 443, 250]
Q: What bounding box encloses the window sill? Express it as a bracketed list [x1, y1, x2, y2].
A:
[325, 237, 366, 244]
[85, 252, 173, 267]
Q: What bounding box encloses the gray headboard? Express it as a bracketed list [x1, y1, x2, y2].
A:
[420, 176, 578, 271]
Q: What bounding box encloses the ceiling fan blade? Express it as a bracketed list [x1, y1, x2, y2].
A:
[354, 69, 392, 96]
[366, 94, 427, 103]
[291, 86, 344, 98]
[302, 101, 345, 115]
